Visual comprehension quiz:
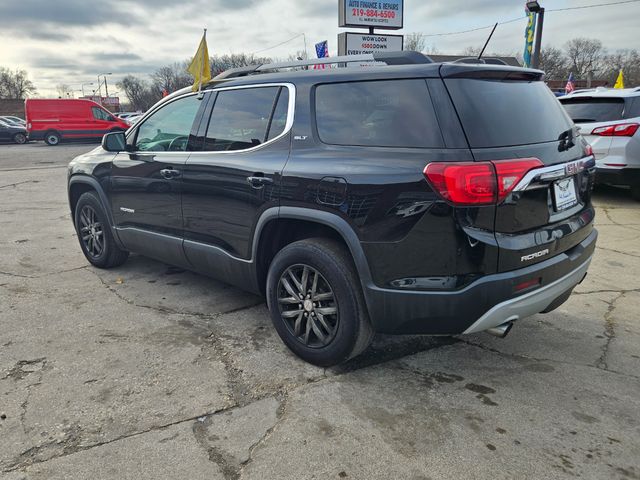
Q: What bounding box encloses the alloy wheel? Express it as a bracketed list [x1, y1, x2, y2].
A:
[79, 205, 104, 258]
[277, 264, 339, 348]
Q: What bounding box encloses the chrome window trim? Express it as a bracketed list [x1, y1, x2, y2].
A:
[512, 155, 596, 192]
[189, 82, 296, 156]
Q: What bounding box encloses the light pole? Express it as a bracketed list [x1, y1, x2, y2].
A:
[81, 82, 94, 97]
[527, 1, 545, 70]
[97, 73, 112, 97]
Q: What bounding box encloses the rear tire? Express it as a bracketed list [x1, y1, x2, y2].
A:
[631, 184, 640, 202]
[13, 133, 27, 144]
[74, 192, 129, 268]
[44, 131, 61, 146]
[266, 238, 374, 367]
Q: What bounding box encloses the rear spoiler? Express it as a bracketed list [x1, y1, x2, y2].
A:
[439, 64, 544, 81]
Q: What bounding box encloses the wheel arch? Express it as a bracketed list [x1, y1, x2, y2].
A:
[68, 175, 124, 248]
[253, 207, 375, 302]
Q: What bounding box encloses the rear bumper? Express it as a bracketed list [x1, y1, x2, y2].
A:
[363, 228, 597, 335]
[595, 167, 640, 187]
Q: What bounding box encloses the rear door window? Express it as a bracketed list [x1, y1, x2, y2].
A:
[204, 87, 283, 151]
[445, 79, 574, 148]
[315, 79, 444, 148]
[559, 97, 625, 123]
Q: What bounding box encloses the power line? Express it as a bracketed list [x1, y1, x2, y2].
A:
[419, 0, 640, 37]
[547, 0, 640, 12]
[421, 16, 523, 37]
[251, 0, 640, 52]
[252, 33, 305, 55]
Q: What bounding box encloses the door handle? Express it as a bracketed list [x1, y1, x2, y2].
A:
[246, 176, 273, 189]
[160, 168, 180, 179]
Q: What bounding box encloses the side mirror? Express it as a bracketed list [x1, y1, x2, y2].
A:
[102, 131, 127, 152]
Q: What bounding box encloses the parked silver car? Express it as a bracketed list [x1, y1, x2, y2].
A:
[560, 87, 640, 200]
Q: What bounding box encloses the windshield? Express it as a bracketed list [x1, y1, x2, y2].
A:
[559, 97, 625, 123]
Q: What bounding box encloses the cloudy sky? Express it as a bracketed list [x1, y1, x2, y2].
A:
[1, 0, 639, 96]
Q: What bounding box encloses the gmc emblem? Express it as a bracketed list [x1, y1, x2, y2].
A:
[565, 160, 584, 176]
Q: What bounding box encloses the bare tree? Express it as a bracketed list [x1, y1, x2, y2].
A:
[405, 33, 426, 53]
[0, 67, 36, 99]
[565, 38, 604, 79]
[287, 50, 309, 61]
[117, 75, 159, 112]
[461, 46, 482, 57]
[538, 46, 569, 81]
[56, 83, 72, 98]
[208, 53, 272, 76]
[423, 44, 440, 55]
[151, 62, 191, 94]
[601, 49, 640, 87]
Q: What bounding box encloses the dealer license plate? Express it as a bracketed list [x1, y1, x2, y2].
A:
[553, 177, 578, 211]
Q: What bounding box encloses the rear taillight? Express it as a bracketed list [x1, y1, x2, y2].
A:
[591, 123, 639, 137]
[585, 144, 593, 157]
[424, 158, 544, 206]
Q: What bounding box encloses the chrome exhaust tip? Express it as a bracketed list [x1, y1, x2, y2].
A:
[486, 322, 513, 338]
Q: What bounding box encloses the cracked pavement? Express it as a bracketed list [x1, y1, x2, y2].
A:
[1, 144, 640, 479]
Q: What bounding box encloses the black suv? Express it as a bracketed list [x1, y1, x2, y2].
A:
[67, 52, 597, 366]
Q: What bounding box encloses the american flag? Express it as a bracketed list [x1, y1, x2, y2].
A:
[565, 72, 575, 94]
[313, 40, 329, 69]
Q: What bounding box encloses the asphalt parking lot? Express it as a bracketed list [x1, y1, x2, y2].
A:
[1, 143, 639, 479]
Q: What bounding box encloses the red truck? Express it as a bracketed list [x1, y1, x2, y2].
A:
[25, 99, 129, 146]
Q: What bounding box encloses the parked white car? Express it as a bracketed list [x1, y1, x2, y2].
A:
[560, 87, 640, 200]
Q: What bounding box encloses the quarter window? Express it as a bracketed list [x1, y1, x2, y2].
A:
[203, 87, 284, 151]
[135, 95, 201, 152]
[315, 79, 444, 148]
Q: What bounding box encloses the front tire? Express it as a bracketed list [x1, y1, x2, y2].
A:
[13, 133, 27, 144]
[74, 192, 129, 268]
[266, 238, 374, 367]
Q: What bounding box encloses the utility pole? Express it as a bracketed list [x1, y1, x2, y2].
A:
[531, 5, 545, 69]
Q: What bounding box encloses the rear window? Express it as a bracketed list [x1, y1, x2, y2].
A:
[559, 97, 625, 123]
[445, 79, 573, 148]
[315, 79, 444, 148]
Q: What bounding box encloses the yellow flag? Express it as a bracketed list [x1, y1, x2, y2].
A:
[187, 30, 211, 92]
[614, 69, 625, 89]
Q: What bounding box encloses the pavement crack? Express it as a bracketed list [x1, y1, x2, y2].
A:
[3, 407, 230, 473]
[238, 392, 289, 478]
[0, 270, 33, 279]
[0, 180, 39, 189]
[596, 245, 640, 259]
[456, 334, 640, 381]
[573, 288, 640, 295]
[87, 267, 262, 320]
[595, 291, 625, 371]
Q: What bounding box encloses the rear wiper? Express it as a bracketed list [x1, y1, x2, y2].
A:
[557, 127, 576, 152]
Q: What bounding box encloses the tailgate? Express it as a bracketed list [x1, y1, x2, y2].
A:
[442, 67, 596, 272]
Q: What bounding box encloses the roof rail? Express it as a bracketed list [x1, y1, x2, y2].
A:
[213, 51, 433, 80]
[452, 57, 508, 66]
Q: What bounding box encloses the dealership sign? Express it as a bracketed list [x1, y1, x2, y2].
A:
[339, 0, 403, 30]
[338, 32, 403, 56]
